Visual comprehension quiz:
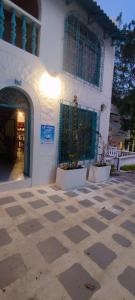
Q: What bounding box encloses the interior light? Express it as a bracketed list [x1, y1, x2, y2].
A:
[18, 111, 23, 118]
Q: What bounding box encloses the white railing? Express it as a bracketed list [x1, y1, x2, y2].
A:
[107, 147, 135, 171]
[108, 147, 120, 158]
[108, 147, 135, 158]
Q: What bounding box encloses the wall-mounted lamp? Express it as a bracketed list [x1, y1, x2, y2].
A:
[39, 72, 61, 99]
[101, 104, 106, 112]
[73, 95, 78, 107]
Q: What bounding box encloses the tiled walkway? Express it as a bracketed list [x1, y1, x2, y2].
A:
[0, 173, 135, 300]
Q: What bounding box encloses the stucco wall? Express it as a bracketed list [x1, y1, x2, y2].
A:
[0, 0, 115, 186]
[40, 0, 115, 144]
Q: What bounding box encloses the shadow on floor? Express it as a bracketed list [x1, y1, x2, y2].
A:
[0, 152, 24, 182]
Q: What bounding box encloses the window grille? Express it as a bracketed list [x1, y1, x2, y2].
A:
[59, 103, 97, 163]
[64, 15, 101, 86]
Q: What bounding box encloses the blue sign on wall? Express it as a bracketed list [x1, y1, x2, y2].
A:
[40, 125, 55, 144]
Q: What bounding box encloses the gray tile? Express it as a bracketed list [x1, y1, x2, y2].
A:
[64, 191, 78, 197]
[93, 196, 106, 203]
[119, 186, 129, 191]
[37, 237, 68, 263]
[86, 184, 99, 190]
[64, 226, 89, 244]
[66, 205, 78, 213]
[77, 188, 91, 194]
[6, 205, 26, 217]
[0, 196, 16, 206]
[18, 219, 43, 236]
[44, 210, 64, 223]
[29, 200, 48, 209]
[105, 181, 114, 185]
[127, 194, 135, 200]
[58, 263, 100, 300]
[120, 220, 135, 235]
[0, 254, 27, 288]
[48, 195, 65, 203]
[104, 192, 116, 198]
[112, 205, 125, 212]
[121, 199, 133, 206]
[110, 179, 119, 183]
[79, 199, 94, 208]
[98, 209, 117, 220]
[98, 183, 106, 187]
[0, 229, 12, 247]
[112, 189, 125, 195]
[50, 185, 61, 191]
[19, 192, 34, 199]
[84, 217, 108, 233]
[125, 183, 133, 187]
[27, 298, 39, 300]
[131, 213, 135, 218]
[98, 182, 107, 186]
[104, 183, 113, 187]
[37, 189, 47, 194]
[118, 266, 135, 296]
[112, 234, 131, 247]
[96, 185, 104, 188]
[85, 242, 117, 269]
[104, 192, 115, 198]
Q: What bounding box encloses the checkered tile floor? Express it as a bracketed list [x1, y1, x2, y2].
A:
[0, 173, 135, 299]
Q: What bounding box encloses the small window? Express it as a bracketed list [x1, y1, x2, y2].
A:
[10, 0, 39, 19]
[64, 15, 101, 86]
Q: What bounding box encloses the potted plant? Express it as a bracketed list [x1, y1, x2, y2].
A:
[56, 163, 87, 190]
[88, 134, 111, 183]
[56, 97, 87, 190]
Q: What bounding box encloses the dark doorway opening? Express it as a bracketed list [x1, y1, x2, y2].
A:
[0, 88, 31, 182]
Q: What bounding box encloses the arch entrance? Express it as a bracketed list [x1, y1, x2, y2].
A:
[0, 87, 31, 182]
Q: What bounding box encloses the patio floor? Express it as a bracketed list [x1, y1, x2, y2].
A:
[0, 173, 135, 300]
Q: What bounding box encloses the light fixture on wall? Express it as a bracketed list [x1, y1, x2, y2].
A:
[101, 104, 106, 112]
[73, 95, 78, 106]
[39, 72, 61, 99]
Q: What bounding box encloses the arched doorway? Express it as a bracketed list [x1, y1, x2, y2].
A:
[0, 87, 31, 182]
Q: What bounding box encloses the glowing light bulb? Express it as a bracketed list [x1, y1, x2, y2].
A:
[18, 111, 23, 118]
[39, 73, 61, 99]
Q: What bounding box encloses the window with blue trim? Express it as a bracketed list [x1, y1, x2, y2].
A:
[59, 103, 97, 163]
[64, 15, 101, 86]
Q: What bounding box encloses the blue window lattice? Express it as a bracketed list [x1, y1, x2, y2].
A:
[64, 14, 101, 86]
[59, 103, 97, 164]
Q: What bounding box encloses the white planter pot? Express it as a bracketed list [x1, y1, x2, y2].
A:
[56, 167, 87, 190]
[88, 165, 111, 183]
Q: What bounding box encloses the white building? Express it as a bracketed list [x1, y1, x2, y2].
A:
[0, 0, 121, 190]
